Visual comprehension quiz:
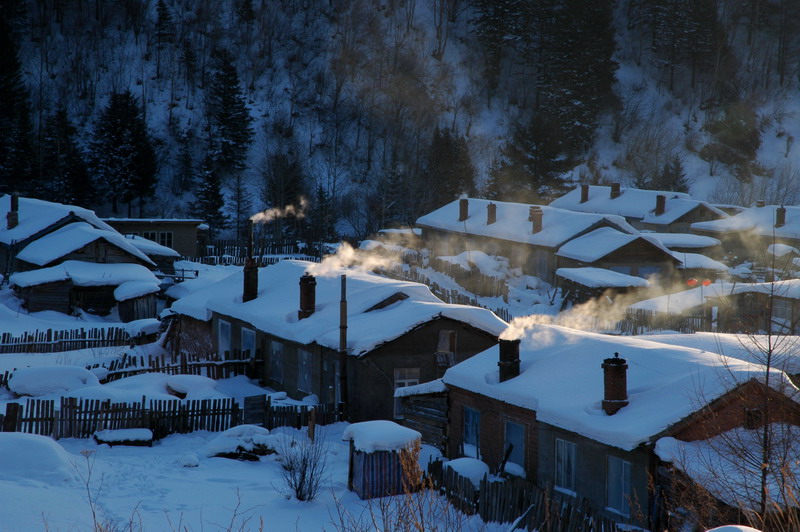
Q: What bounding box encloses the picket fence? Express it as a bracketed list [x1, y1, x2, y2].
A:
[89, 349, 256, 382]
[1, 395, 344, 440]
[426, 460, 622, 532]
[0, 327, 137, 354]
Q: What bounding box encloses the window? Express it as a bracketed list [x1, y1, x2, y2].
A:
[463, 406, 480, 458]
[744, 408, 763, 430]
[298, 349, 313, 393]
[217, 320, 231, 357]
[504, 421, 525, 475]
[772, 299, 793, 333]
[158, 231, 174, 249]
[607, 455, 632, 516]
[436, 330, 457, 368]
[393, 368, 420, 418]
[637, 265, 662, 279]
[241, 328, 255, 357]
[555, 438, 576, 494]
[143, 231, 158, 242]
[609, 265, 632, 276]
[269, 341, 284, 383]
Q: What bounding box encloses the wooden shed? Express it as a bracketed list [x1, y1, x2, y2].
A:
[343, 420, 422, 499]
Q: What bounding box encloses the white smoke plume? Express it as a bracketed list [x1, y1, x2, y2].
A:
[250, 197, 309, 223]
[306, 242, 399, 276]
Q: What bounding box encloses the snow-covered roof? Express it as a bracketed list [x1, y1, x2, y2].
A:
[646, 232, 721, 249]
[0, 194, 116, 245]
[104, 218, 204, 224]
[16, 222, 155, 267]
[692, 205, 800, 239]
[415, 198, 638, 249]
[712, 279, 800, 300]
[767, 243, 799, 257]
[342, 420, 421, 452]
[168, 260, 507, 356]
[123, 234, 180, 258]
[556, 227, 675, 263]
[442, 324, 798, 451]
[556, 267, 650, 289]
[549, 185, 726, 224]
[671, 251, 729, 271]
[114, 280, 161, 302]
[394, 378, 447, 397]
[628, 280, 736, 314]
[10, 260, 159, 289]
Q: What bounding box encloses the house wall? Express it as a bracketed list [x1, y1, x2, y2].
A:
[347, 317, 499, 422]
[168, 315, 213, 357]
[15, 281, 71, 313]
[71, 285, 117, 315]
[447, 386, 538, 480]
[536, 422, 652, 528]
[104, 220, 200, 257]
[558, 239, 677, 286]
[16, 239, 151, 271]
[714, 293, 800, 335]
[118, 294, 157, 322]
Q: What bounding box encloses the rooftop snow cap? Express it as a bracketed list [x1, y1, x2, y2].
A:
[498, 338, 521, 382]
[487, 202, 497, 225]
[580, 184, 589, 204]
[458, 198, 469, 222]
[610, 183, 621, 199]
[529, 206, 543, 234]
[601, 352, 628, 415]
[6, 193, 19, 230]
[298, 272, 316, 320]
[776, 206, 787, 228]
[655, 194, 666, 216]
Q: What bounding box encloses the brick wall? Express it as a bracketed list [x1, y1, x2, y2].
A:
[448, 385, 537, 478]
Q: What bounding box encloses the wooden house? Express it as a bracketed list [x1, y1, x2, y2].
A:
[415, 198, 639, 284]
[691, 204, 800, 269]
[550, 183, 727, 233]
[555, 267, 651, 306]
[167, 259, 507, 422]
[435, 325, 800, 529]
[555, 227, 680, 287]
[705, 279, 800, 336]
[645, 232, 722, 258]
[103, 218, 204, 257]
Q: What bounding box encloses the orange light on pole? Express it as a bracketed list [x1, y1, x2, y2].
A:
[702, 279, 712, 286]
[687, 278, 698, 287]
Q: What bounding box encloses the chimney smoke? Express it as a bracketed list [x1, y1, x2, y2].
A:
[580, 184, 589, 204]
[498, 338, 521, 382]
[776, 206, 786, 228]
[655, 194, 666, 216]
[487, 202, 497, 225]
[458, 198, 469, 222]
[610, 183, 621, 199]
[6, 193, 19, 230]
[298, 273, 316, 320]
[601, 352, 629, 415]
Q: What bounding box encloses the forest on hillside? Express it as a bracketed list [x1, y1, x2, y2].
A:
[1, 0, 799, 243]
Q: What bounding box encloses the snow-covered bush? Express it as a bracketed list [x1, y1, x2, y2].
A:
[277, 431, 329, 501]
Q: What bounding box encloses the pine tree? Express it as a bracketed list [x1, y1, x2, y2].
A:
[426, 127, 476, 208]
[0, 7, 35, 196]
[229, 173, 252, 245]
[90, 90, 157, 216]
[189, 155, 228, 239]
[155, 0, 175, 79]
[174, 130, 195, 193]
[40, 107, 94, 206]
[257, 151, 307, 242]
[652, 154, 690, 192]
[206, 48, 254, 178]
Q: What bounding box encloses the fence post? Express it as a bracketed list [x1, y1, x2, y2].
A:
[3, 402, 20, 432]
[265, 395, 272, 430]
[308, 408, 316, 442]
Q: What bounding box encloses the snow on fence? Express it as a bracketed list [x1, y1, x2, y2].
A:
[0, 396, 345, 440]
[0, 327, 139, 354]
[426, 459, 623, 531]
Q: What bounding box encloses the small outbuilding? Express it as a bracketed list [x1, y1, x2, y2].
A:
[343, 420, 422, 499]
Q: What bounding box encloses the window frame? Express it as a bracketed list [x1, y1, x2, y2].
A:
[463, 406, 481, 459]
[269, 340, 284, 383]
[217, 319, 231, 357]
[241, 328, 255, 357]
[504, 420, 526, 473]
[606, 455, 632, 516]
[393, 367, 420, 419]
[297, 349, 313, 394]
[554, 438, 577, 495]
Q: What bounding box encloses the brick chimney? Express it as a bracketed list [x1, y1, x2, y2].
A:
[242, 223, 258, 302]
[6, 193, 19, 230]
[602, 352, 629, 415]
[580, 184, 589, 204]
[655, 194, 666, 216]
[610, 183, 621, 199]
[775, 206, 786, 228]
[458, 198, 469, 221]
[298, 273, 316, 320]
[756, 199, 766, 208]
[487, 202, 497, 225]
[529, 206, 543, 234]
[498, 338, 521, 382]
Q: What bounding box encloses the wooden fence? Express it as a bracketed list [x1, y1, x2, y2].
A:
[1, 395, 344, 440]
[426, 460, 622, 531]
[88, 349, 256, 382]
[0, 327, 137, 354]
[617, 308, 707, 335]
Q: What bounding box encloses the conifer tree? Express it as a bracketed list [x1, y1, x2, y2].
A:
[206, 48, 254, 178]
[653, 154, 690, 193]
[90, 90, 157, 216]
[0, 7, 35, 195]
[40, 107, 94, 206]
[426, 127, 476, 208]
[189, 155, 228, 239]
